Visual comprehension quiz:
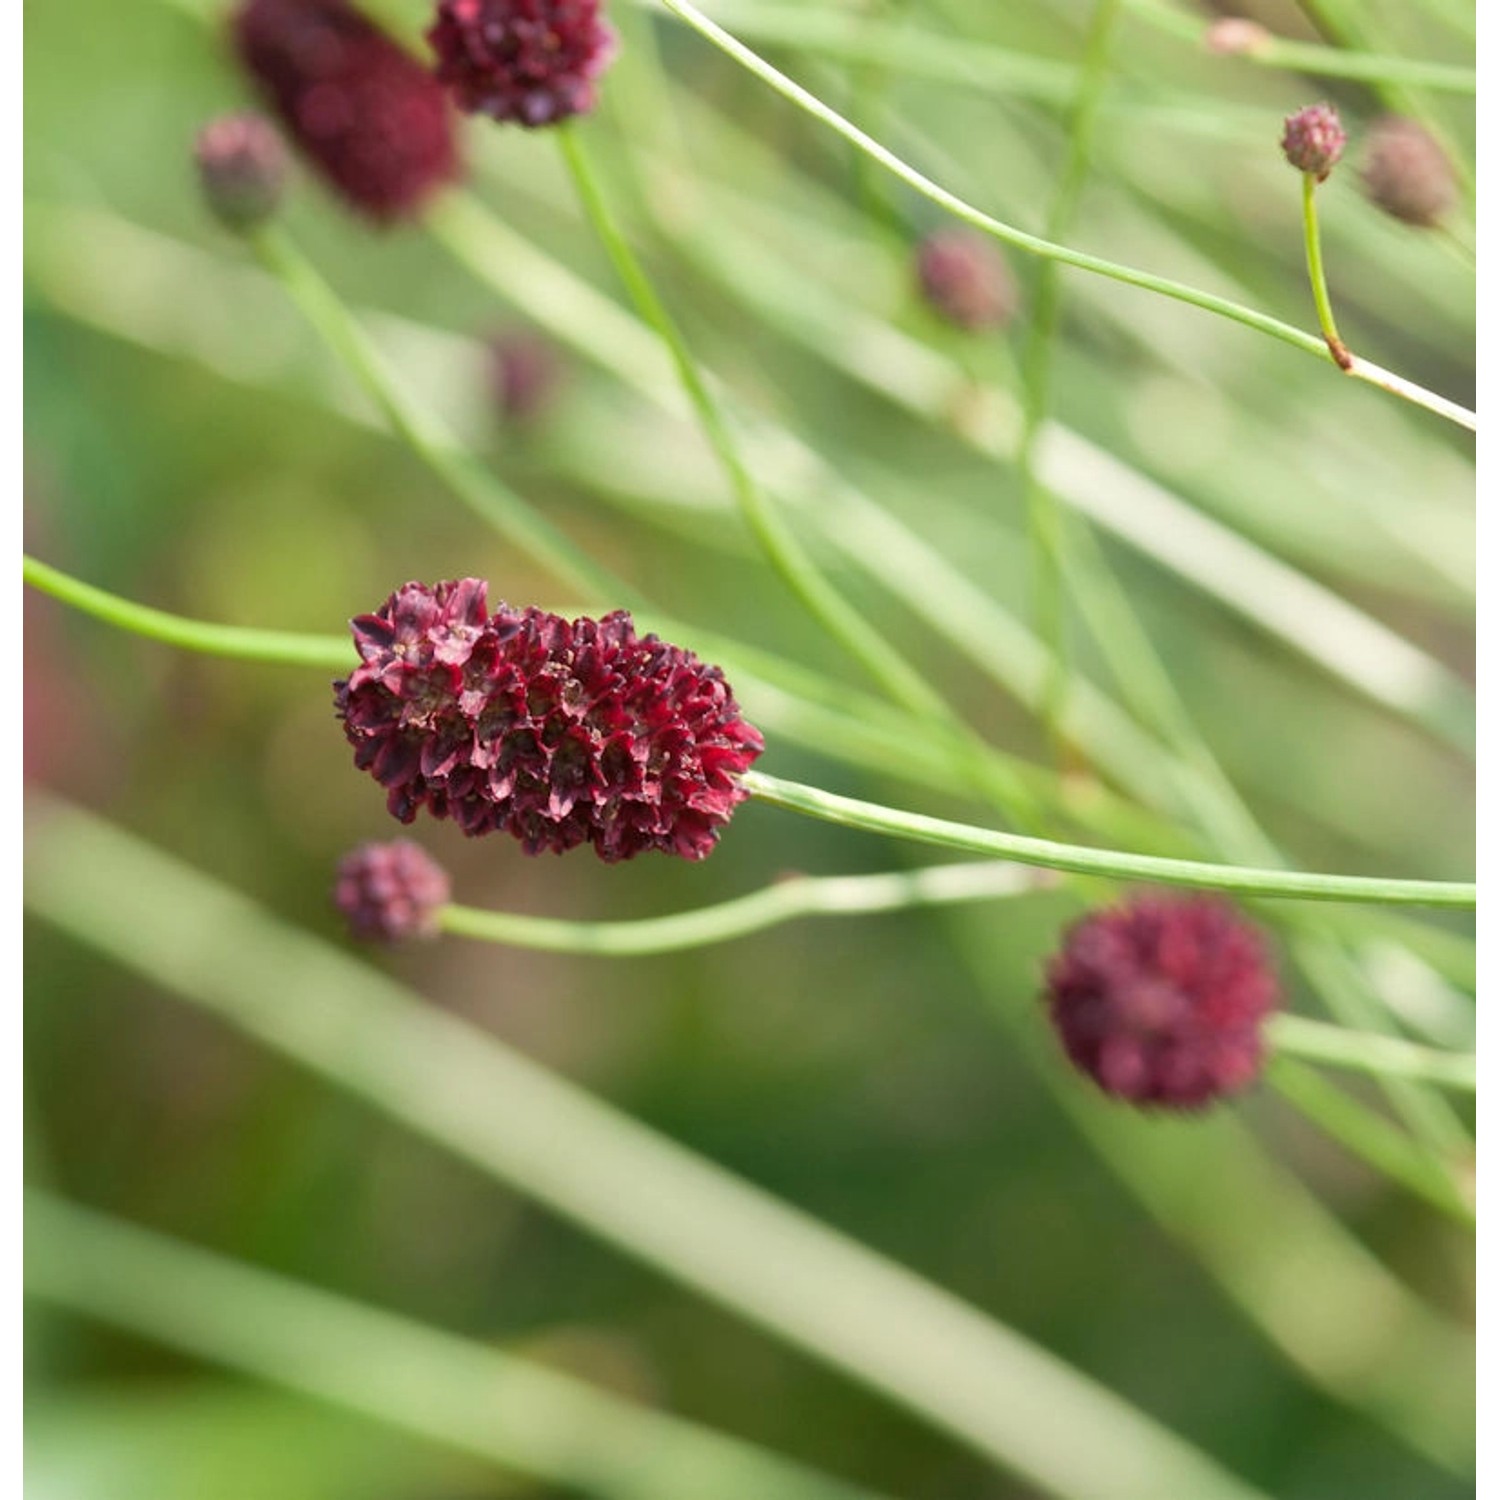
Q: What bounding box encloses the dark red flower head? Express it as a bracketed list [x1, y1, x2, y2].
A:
[232, 0, 461, 223]
[335, 580, 764, 861]
[427, 0, 618, 127]
[195, 113, 289, 231]
[334, 839, 451, 941]
[1281, 102, 1346, 180]
[1043, 894, 1279, 1111]
[915, 228, 1017, 332]
[1361, 116, 1458, 228]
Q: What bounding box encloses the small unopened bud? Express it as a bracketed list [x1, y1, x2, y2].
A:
[490, 332, 563, 425]
[1204, 17, 1271, 56]
[1361, 116, 1459, 228]
[914, 229, 1018, 333]
[334, 840, 450, 942]
[1281, 102, 1346, 180]
[195, 113, 287, 231]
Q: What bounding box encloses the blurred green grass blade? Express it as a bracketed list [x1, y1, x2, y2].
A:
[603, 127, 1473, 744]
[25, 1194, 893, 1500]
[25, 795, 1274, 1500]
[937, 907, 1475, 1470]
[1264, 1059, 1474, 1220]
[1118, 0, 1475, 90]
[26, 1384, 487, 1500]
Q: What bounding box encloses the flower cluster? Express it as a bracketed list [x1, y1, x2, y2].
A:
[334, 839, 451, 941]
[1043, 894, 1278, 1111]
[427, 0, 618, 127]
[1280, 102, 1346, 180]
[335, 580, 764, 861]
[1361, 116, 1458, 228]
[232, 0, 461, 222]
[914, 228, 1017, 332]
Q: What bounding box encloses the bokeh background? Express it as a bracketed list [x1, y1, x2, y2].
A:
[25, 0, 1475, 1495]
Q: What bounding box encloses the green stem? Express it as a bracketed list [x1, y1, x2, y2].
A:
[1017, 0, 1122, 759]
[1265, 1060, 1474, 1221]
[25, 797, 1272, 1500]
[653, 0, 1475, 431]
[247, 224, 626, 607]
[440, 862, 1047, 955]
[554, 122, 950, 725]
[26, 1193, 893, 1500]
[1300, 173, 1349, 368]
[1119, 0, 1475, 91]
[23, 555, 351, 670]
[1267, 1015, 1474, 1091]
[741, 771, 1474, 908]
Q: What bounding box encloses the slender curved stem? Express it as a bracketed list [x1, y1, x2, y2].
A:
[652, 0, 1475, 430]
[741, 771, 1474, 908]
[440, 862, 1048, 955]
[247, 225, 627, 606]
[26, 1193, 893, 1500]
[554, 122, 950, 725]
[1016, 0, 1121, 758]
[1267, 1015, 1474, 1091]
[23, 555, 352, 670]
[1300, 173, 1349, 368]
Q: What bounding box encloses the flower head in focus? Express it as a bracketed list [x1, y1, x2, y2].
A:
[1281, 102, 1346, 180]
[335, 580, 764, 861]
[428, 0, 618, 127]
[334, 839, 451, 941]
[1043, 894, 1279, 1111]
[233, 0, 461, 223]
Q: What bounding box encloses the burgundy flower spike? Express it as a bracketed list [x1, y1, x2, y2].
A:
[232, 0, 461, 223]
[334, 839, 451, 942]
[428, 0, 618, 127]
[1043, 894, 1279, 1111]
[335, 580, 764, 861]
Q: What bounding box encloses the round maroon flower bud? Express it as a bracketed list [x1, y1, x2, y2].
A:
[1043, 894, 1279, 1111]
[195, 113, 289, 231]
[1360, 116, 1459, 228]
[1203, 17, 1270, 56]
[232, 0, 461, 224]
[428, 0, 619, 128]
[914, 229, 1017, 332]
[334, 580, 765, 861]
[334, 839, 451, 941]
[490, 330, 563, 424]
[1281, 102, 1346, 180]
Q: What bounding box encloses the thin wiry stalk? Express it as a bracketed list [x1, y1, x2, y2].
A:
[742, 772, 1474, 908]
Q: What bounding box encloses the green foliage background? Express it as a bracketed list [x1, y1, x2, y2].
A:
[25, 0, 1474, 1495]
